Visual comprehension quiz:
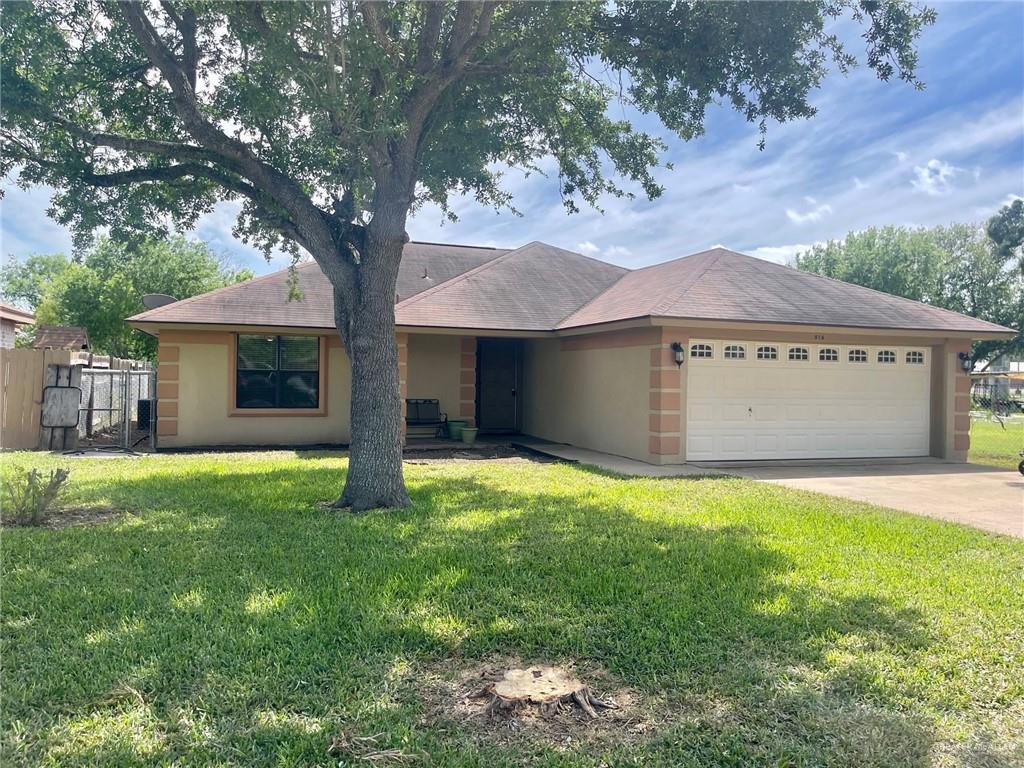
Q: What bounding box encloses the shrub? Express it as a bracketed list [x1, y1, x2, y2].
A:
[2, 467, 70, 526]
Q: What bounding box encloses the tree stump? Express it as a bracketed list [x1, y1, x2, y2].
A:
[475, 666, 617, 719]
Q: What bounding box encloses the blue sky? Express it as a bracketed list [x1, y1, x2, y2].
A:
[2, 1, 1022, 273]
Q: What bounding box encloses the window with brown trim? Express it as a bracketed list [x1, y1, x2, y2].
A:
[236, 334, 320, 409]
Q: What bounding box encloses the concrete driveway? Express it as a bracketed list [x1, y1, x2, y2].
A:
[708, 459, 1023, 537]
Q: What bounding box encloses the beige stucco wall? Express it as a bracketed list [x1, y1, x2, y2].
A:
[522, 337, 651, 462]
[406, 334, 463, 420]
[159, 332, 351, 448]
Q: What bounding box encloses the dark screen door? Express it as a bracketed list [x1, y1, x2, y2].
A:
[477, 339, 520, 432]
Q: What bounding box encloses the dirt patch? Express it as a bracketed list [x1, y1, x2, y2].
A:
[2, 506, 125, 530]
[418, 656, 663, 749]
[403, 445, 555, 464]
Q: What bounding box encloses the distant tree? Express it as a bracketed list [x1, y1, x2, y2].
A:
[1, 236, 252, 359]
[0, 252, 68, 309]
[986, 198, 1024, 273]
[1, 0, 935, 508]
[795, 223, 1022, 367]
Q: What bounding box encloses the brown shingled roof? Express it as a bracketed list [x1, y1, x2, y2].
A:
[129, 241, 507, 329]
[127, 241, 1015, 337]
[33, 326, 90, 350]
[395, 241, 627, 331]
[559, 248, 1013, 334]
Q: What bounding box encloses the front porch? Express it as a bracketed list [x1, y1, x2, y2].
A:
[400, 333, 526, 437]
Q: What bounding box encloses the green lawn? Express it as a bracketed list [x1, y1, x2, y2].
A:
[2, 452, 1023, 767]
[969, 417, 1024, 469]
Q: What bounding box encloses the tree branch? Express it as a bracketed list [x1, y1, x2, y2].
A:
[358, 2, 404, 64]
[118, 1, 349, 273]
[415, 3, 447, 74]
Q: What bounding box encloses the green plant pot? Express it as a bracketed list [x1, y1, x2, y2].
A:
[447, 420, 467, 440]
[460, 427, 479, 447]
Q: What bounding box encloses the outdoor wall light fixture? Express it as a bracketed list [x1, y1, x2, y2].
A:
[671, 341, 685, 367]
[958, 352, 973, 373]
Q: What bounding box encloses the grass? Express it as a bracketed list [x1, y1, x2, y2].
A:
[969, 417, 1024, 469]
[2, 451, 1023, 767]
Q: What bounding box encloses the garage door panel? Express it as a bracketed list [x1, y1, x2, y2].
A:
[686, 340, 930, 461]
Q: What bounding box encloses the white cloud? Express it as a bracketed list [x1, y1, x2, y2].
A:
[853, 177, 868, 190]
[893, 151, 909, 163]
[748, 243, 821, 265]
[911, 158, 960, 196]
[603, 245, 632, 259]
[786, 201, 833, 224]
[575, 241, 600, 255]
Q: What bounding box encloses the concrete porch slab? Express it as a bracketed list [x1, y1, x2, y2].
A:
[511, 438, 721, 477]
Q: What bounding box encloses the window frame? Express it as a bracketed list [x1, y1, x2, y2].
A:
[818, 347, 839, 363]
[788, 346, 809, 362]
[723, 344, 746, 360]
[230, 333, 329, 416]
[756, 345, 779, 361]
[877, 349, 897, 365]
[905, 350, 925, 365]
[690, 342, 714, 360]
[848, 348, 868, 363]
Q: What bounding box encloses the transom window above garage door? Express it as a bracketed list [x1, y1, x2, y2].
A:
[878, 350, 897, 364]
[723, 344, 746, 360]
[690, 343, 713, 359]
[756, 345, 778, 360]
[819, 347, 839, 362]
[848, 348, 868, 363]
[906, 350, 925, 364]
[788, 346, 809, 361]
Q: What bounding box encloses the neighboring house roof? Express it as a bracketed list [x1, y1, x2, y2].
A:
[128, 241, 1015, 337]
[33, 325, 90, 350]
[0, 301, 35, 325]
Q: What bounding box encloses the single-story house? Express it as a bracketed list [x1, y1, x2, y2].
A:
[128, 242, 1014, 464]
[0, 302, 34, 349]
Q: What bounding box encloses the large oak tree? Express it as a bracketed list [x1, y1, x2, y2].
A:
[1, 0, 933, 509]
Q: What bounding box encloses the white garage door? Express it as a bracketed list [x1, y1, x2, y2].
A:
[686, 340, 931, 461]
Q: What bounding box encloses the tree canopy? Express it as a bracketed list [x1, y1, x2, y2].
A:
[1, 1, 935, 262]
[1, 236, 251, 358]
[795, 216, 1023, 366]
[0, 0, 937, 508]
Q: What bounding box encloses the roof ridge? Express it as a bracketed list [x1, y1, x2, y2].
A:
[408, 239, 509, 251]
[395, 241, 542, 310]
[649, 250, 725, 316]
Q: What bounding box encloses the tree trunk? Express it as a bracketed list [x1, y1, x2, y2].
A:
[332, 202, 412, 511]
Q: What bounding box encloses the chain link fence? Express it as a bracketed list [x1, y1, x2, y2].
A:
[969, 380, 1024, 469]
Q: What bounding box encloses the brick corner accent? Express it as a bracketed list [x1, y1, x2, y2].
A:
[458, 336, 477, 424]
[648, 334, 684, 461]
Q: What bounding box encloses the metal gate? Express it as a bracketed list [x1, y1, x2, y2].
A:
[78, 368, 156, 450]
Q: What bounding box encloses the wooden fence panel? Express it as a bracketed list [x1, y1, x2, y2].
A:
[1, 349, 73, 450]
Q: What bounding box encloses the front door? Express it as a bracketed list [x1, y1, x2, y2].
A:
[477, 338, 520, 433]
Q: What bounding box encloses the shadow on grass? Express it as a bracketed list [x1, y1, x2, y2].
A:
[1, 461, 963, 767]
